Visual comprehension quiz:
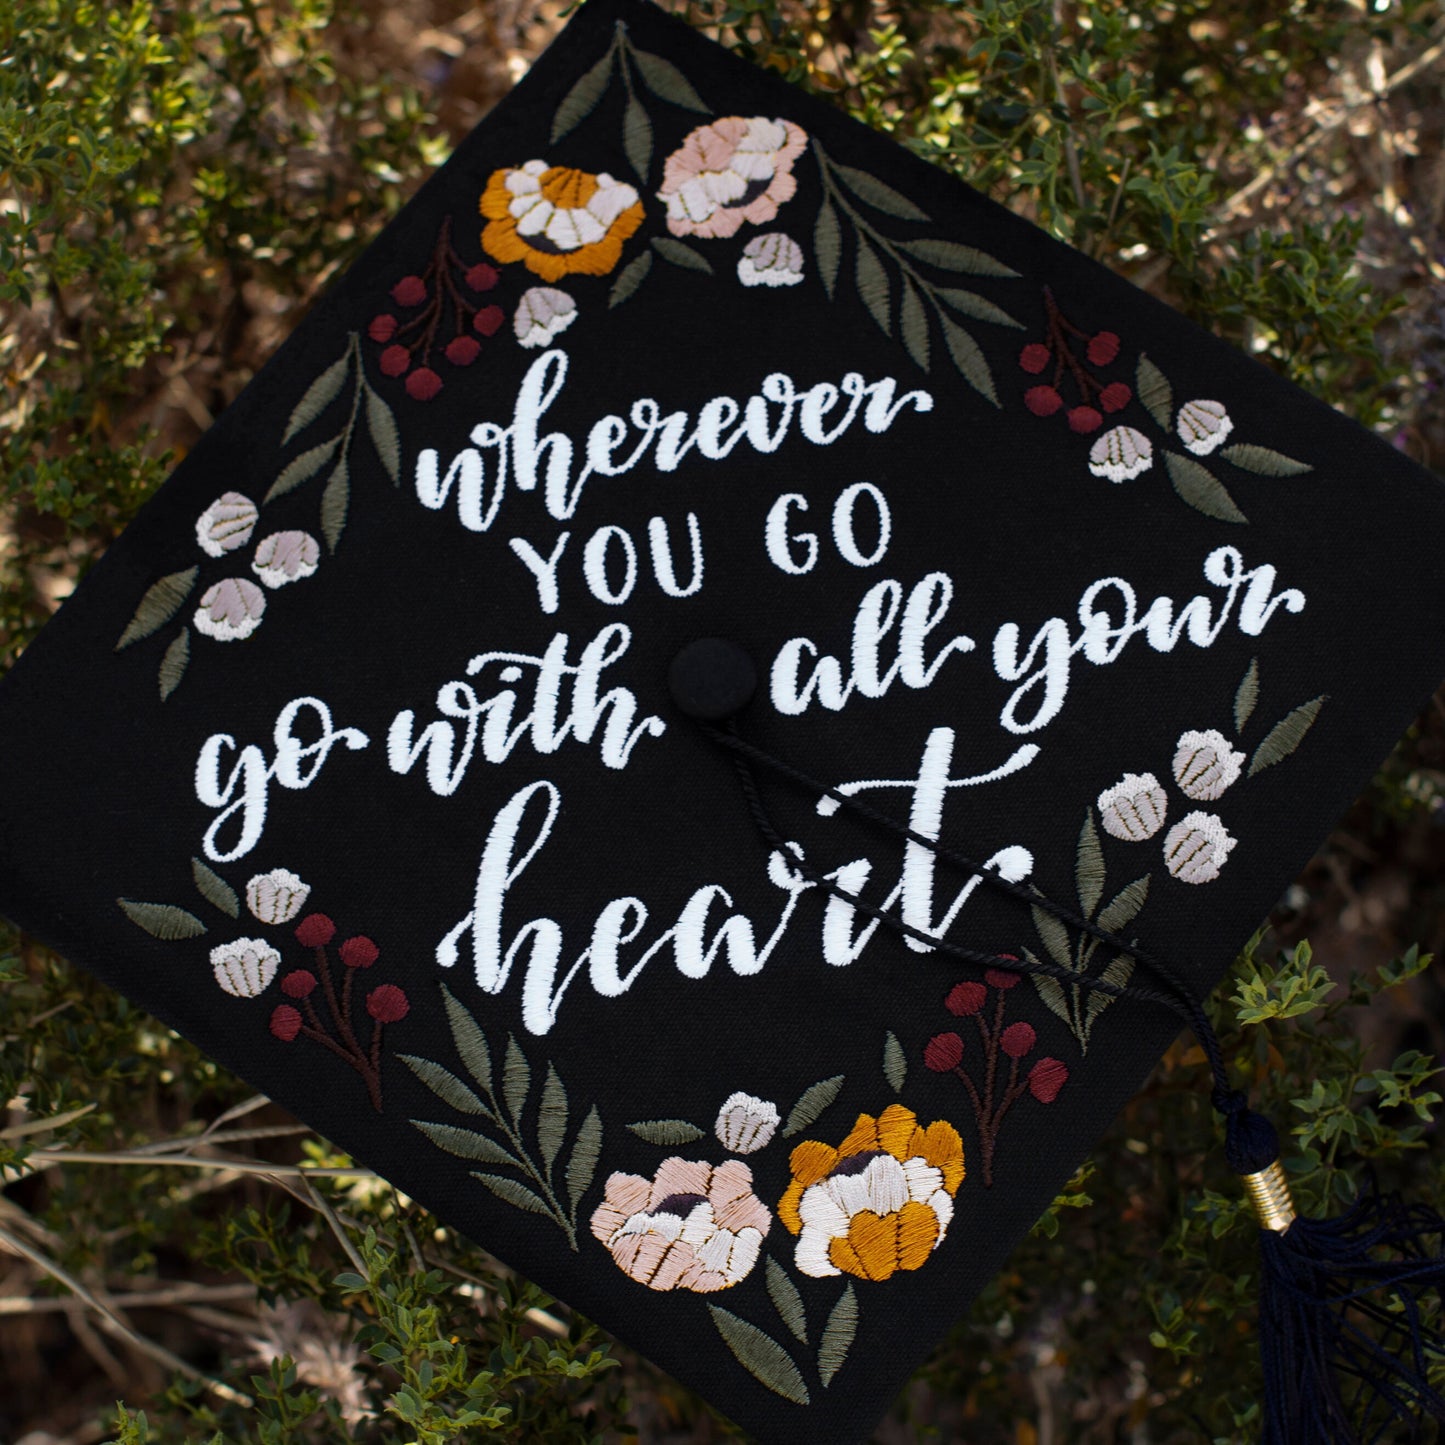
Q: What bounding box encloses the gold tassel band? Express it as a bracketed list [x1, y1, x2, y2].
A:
[1240, 1159, 1297, 1233]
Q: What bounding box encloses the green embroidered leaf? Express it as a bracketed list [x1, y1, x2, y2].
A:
[817, 1282, 857, 1387]
[117, 899, 206, 941]
[883, 1031, 906, 1094]
[831, 161, 929, 221]
[814, 200, 841, 301]
[116, 567, 199, 650]
[566, 1105, 603, 1217]
[1220, 443, 1312, 477]
[707, 1306, 810, 1405]
[158, 626, 190, 700]
[441, 984, 494, 1097]
[1165, 450, 1248, 524]
[1076, 810, 1105, 920]
[1136, 354, 1173, 430]
[1095, 875, 1149, 936]
[939, 314, 998, 405]
[651, 236, 712, 273]
[398, 1054, 487, 1116]
[934, 286, 1023, 329]
[320, 458, 349, 554]
[191, 856, 238, 918]
[471, 1171, 551, 1217]
[1031, 903, 1074, 972]
[502, 1034, 530, 1125]
[765, 1257, 808, 1343]
[282, 351, 350, 446]
[538, 1064, 568, 1174]
[1031, 970, 1076, 1033]
[413, 1121, 521, 1168]
[1235, 657, 1260, 733]
[782, 1075, 845, 1137]
[897, 238, 1018, 277]
[899, 277, 929, 371]
[854, 233, 891, 336]
[623, 92, 652, 181]
[365, 386, 401, 484]
[630, 47, 709, 112]
[550, 49, 614, 144]
[265, 434, 339, 505]
[1248, 696, 1325, 777]
[627, 1119, 705, 1145]
[609, 249, 652, 308]
[1085, 953, 1135, 1032]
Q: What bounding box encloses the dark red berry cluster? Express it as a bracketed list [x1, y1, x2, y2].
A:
[367, 216, 507, 402]
[1019, 288, 1130, 434]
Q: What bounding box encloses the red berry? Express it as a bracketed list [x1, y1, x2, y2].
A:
[295, 913, 335, 948]
[1086, 330, 1121, 366]
[379, 344, 410, 377]
[473, 304, 505, 337]
[445, 335, 481, 367]
[985, 966, 1021, 990]
[924, 1031, 964, 1072]
[1024, 385, 1063, 417]
[339, 936, 379, 970]
[405, 367, 442, 401]
[465, 263, 500, 292]
[1000, 1021, 1037, 1059]
[1018, 342, 1051, 374]
[945, 981, 987, 1017]
[367, 314, 398, 343]
[1099, 381, 1132, 413]
[1067, 405, 1103, 434]
[391, 275, 427, 306]
[366, 984, 410, 1023]
[281, 969, 316, 999]
[1029, 1057, 1068, 1103]
[269, 1005, 302, 1042]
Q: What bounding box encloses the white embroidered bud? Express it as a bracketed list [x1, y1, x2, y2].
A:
[1096, 772, 1168, 841]
[1088, 425, 1154, 483]
[245, 868, 311, 926]
[211, 938, 282, 997]
[714, 1091, 781, 1154]
[514, 287, 578, 349]
[252, 531, 320, 589]
[1173, 728, 1246, 801]
[196, 492, 259, 557]
[1163, 811, 1237, 884]
[194, 577, 266, 641]
[1176, 399, 1233, 456]
[738, 232, 805, 288]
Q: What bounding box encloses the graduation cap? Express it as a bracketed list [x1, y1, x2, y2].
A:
[2, 2, 1444, 1440]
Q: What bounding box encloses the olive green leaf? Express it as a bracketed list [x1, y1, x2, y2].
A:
[766, 1257, 808, 1343]
[817, 1282, 858, 1387]
[1165, 450, 1247, 524]
[651, 236, 712, 273]
[264, 434, 340, 505]
[854, 232, 891, 335]
[1076, 810, 1105, 920]
[364, 385, 400, 484]
[413, 1121, 521, 1169]
[630, 48, 708, 112]
[1136, 354, 1173, 430]
[782, 1075, 845, 1138]
[502, 1034, 530, 1126]
[550, 49, 615, 144]
[282, 351, 350, 446]
[1095, 875, 1149, 936]
[899, 276, 929, 370]
[191, 856, 238, 918]
[440, 983, 493, 1096]
[1220, 443, 1312, 477]
[116, 567, 199, 650]
[1234, 657, 1260, 733]
[471, 1172, 552, 1217]
[623, 92, 652, 181]
[831, 161, 929, 221]
[1084, 953, 1135, 1033]
[117, 899, 207, 940]
[398, 1054, 488, 1116]
[537, 1064, 568, 1174]
[609, 249, 652, 308]
[883, 1031, 906, 1094]
[708, 1306, 810, 1405]
[939, 312, 998, 404]
[158, 626, 190, 700]
[1031, 902, 1075, 972]
[1248, 696, 1325, 777]
[934, 287, 1022, 328]
[566, 1105, 603, 1217]
[897, 237, 1018, 277]
[627, 1119, 705, 1145]
[320, 458, 348, 553]
[814, 200, 841, 300]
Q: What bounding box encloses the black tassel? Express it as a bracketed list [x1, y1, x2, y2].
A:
[1217, 1091, 1445, 1443]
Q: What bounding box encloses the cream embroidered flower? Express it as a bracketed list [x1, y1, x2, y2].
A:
[1173, 728, 1246, 801]
[1163, 810, 1237, 884]
[1088, 425, 1154, 482]
[659, 116, 808, 240]
[245, 869, 311, 926]
[1097, 772, 1168, 841]
[590, 1158, 770, 1292]
[714, 1092, 780, 1154]
[738, 232, 804, 287]
[252, 531, 320, 589]
[513, 286, 578, 349]
[196, 492, 259, 558]
[211, 938, 282, 997]
[1176, 399, 1233, 456]
[194, 577, 266, 641]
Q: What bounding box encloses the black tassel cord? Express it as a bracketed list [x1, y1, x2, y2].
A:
[701, 717, 1445, 1445]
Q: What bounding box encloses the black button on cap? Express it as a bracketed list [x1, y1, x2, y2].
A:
[668, 638, 757, 721]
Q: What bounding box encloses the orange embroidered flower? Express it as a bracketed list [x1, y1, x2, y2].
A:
[778, 1103, 964, 1282]
[480, 161, 644, 282]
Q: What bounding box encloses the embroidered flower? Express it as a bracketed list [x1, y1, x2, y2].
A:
[779, 1104, 964, 1281]
[513, 287, 578, 349]
[194, 577, 265, 641]
[196, 492, 259, 558]
[738, 232, 805, 287]
[1088, 425, 1154, 483]
[245, 868, 310, 926]
[1176, 399, 1233, 456]
[251, 531, 320, 589]
[1097, 772, 1169, 842]
[211, 938, 282, 998]
[1163, 810, 1237, 884]
[659, 116, 808, 240]
[1173, 728, 1246, 801]
[714, 1092, 781, 1154]
[590, 1158, 770, 1292]
[480, 162, 643, 282]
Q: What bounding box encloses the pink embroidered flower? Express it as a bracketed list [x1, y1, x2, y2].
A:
[194, 577, 265, 641]
[1097, 772, 1168, 841]
[590, 1157, 770, 1292]
[1173, 728, 1246, 802]
[195, 492, 258, 558]
[245, 868, 310, 925]
[1163, 810, 1237, 884]
[211, 938, 281, 997]
[658, 116, 808, 240]
[251, 531, 320, 589]
[737, 232, 804, 287]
